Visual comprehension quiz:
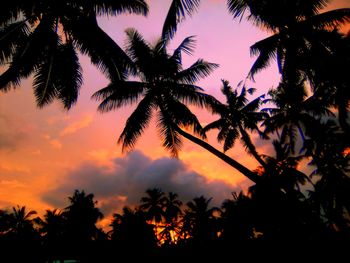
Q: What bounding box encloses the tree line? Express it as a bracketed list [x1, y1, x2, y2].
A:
[0, 186, 349, 262]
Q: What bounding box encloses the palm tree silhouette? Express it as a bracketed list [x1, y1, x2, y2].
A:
[110, 206, 157, 252]
[93, 28, 261, 183]
[140, 188, 167, 240]
[160, 192, 183, 245]
[204, 79, 268, 167]
[183, 196, 219, 243]
[64, 190, 103, 242]
[227, 0, 350, 132]
[0, 0, 148, 109]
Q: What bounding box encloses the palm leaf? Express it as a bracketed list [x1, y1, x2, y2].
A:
[0, 20, 30, 65]
[171, 35, 196, 64]
[157, 110, 182, 157]
[118, 94, 155, 151]
[175, 59, 219, 84]
[93, 81, 145, 112]
[249, 34, 280, 78]
[93, 0, 149, 16]
[162, 0, 200, 40]
[305, 8, 350, 29]
[227, 0, 249, 19]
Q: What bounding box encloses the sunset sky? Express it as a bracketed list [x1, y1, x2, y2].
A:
[0, 0, 349, 227]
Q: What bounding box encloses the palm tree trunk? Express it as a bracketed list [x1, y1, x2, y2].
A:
[238, 124, 267, 168]
[174, 126, 261, 183]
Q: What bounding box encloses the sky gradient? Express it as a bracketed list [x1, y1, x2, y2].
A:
[0, 0, 349, 227]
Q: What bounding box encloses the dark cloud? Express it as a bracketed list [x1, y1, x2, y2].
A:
[0, 114, 26, 151]
[42, 151, 237, 216]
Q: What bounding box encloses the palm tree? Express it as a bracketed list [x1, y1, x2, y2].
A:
[160, 192, 183, 245]
[110, 206, 157, 252]
[64, 190, 103, 242]
[140, 188, 167, 234]
[7, 206, 40, 240]
[204, 79, 268, 167]
[93, 29, 260, 183]
[305, 119, 350, 231]
[263, 81, 332, 154]
[0, 0, 148, 109]
[183, 196, 219, 242]
[227, 0, 350, 130]
[40, 209, 66, 243]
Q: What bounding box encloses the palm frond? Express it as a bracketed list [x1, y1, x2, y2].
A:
[0, 20, 30, 65]
[93, 81, 145, 112]
[203, 119, 224, 132]
[170, 83, 221, 112]
[157, 110, 182, 157]
[305, 8, 350, 29]
[165, 98, 206, 139]
[171, 36, 196, 64]
[223, 128, 240, 152]
[227, 0, 249, 19]
[249, 34, 280, 78]
[118, 94, 155, 152]
[175, 59, 219, 84]
[93, 0, 149, 16]
[70, 17, 131, 80]
[125, 28, 152, 72]
[162, 0, 200, 40]
[54, 42, 83, 109]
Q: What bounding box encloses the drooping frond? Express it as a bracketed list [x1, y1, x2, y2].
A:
[157, 109, 182, 157]
[249, 34, 280, 79]
[0, 17, 57, 91]
[0, 20, 30, 65]
[175, 59, 219, 84]
[118, 94, 155, 152]
[93, 81, 145, 112]
[162, 0, 200, 40]
[34, 41, 83, 109]
[93, 0, 149, 16]
[71, 17, 131, 81]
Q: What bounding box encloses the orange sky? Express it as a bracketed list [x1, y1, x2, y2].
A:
[0, 0, 349, 226]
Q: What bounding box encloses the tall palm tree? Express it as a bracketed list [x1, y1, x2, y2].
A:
[204, 79, 268, 167]
[227, 0, 350, 129]
[93, 29, 260, 183]
[0, 0, 148, 109]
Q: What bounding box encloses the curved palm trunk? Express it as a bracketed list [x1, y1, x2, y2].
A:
[238, 124, 267, 168]
[175, 126, 261, 183]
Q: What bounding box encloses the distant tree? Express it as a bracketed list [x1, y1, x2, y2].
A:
[64, 190, 103, 242]
[110, 206, 157, 252]
[182, 196, 219, 243]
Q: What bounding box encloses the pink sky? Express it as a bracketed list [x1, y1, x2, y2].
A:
[0, 0, 348, 227]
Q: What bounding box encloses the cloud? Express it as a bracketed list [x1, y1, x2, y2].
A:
[49, 139, 63, 149]
[42, 151, 237, 216]
[60, 114, 94, 136]
[0, 114, 26, 151]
